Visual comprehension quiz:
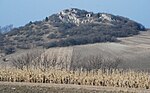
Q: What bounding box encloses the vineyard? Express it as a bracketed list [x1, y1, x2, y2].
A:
[0, 69, 150, 89]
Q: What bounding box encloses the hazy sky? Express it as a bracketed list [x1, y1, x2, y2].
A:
[0, 0, 149, 28]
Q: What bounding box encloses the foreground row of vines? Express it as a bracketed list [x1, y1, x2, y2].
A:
[0, 69, 150, 89]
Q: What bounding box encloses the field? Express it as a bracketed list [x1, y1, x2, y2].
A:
[0, 69, 150, 92]
[0, 82, 138, 93]
[0, 31, 150, 92]
[38, 30, 150, 71]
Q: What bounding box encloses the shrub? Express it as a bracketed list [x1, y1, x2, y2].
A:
[44, 41, 58, 48]
[17, 44, 31, 49]
[47, 33, 57, 39]
[4, 47, 16, 55]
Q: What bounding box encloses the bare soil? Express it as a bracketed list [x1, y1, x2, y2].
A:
[0, 82, 149, 93]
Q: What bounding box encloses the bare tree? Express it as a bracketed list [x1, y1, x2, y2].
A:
[12, 56, 26, 70]
[11, 51, 42, 70]
[32, 51, 58, 72]
[102, 57, 122, 70]
[69, 52, 82, 71]
[81, 54, 103, 71]
[70, 53, 122, 72]
[11, 49, 123, 72]
[50, 53, 57, 69]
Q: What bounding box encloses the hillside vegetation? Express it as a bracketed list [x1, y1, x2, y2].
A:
[0, 8, 146, 55]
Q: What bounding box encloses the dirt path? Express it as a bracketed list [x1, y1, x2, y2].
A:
[0, 82, 150, 93]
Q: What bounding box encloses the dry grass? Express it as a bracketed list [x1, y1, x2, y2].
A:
[0, 69, 149, 89]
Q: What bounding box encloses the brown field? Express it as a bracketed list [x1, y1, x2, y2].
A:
[0, 82, 139, 93]
[39, 30, 150, 71]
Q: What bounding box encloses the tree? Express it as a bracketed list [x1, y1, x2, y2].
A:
[11, 51, 42, 70]
[45, 17, 49, 22]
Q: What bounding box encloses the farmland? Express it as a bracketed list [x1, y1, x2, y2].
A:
[0, 31, 150, 93]
[0, 82, 139, 93]
[0, 68, 150, 90]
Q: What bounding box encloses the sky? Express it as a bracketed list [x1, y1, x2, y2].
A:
[0, 0, 149, 28]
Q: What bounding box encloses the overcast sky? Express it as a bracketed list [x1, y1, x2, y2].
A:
[0, 0, 149, 28]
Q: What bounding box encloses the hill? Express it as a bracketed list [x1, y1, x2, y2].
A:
[39, 30, 150, 71]
[0, 8, 146, 55]
[1, 30, 150, 71]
